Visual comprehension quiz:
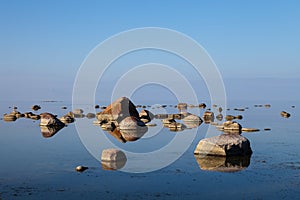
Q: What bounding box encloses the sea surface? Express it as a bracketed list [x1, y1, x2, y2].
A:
[0, 99, 299, 199]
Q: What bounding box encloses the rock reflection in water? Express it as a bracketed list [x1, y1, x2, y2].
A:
[40, 125, 64, 138]
[105, 127, 148, 143]
[194, 155, 251, 172]
[101, 160, 127, 170]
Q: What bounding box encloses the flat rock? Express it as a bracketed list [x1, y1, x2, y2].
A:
[194, 134, 252, 156]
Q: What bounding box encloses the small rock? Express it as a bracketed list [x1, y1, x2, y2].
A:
[280, 111, 291, 118]
[234, 108, 245, 112]
[86, 113, 96, 119]
[182, 113, 202, 122]
[199, 103, 206, 109]
[235, 115, 243, 120]
[225, 115, 235, 121]
[73, 109, 84, 115]
[223, 121, 242, 134]
[203, 111, 214, 123]
[242, 128, 260, 132]
[265, 104, 271, 108]
[162, 118, 176, 124]
[61, 106, 67, 109]
[95, 105, 100, 109]
[177, 103, 187, 110]
[216, 114, 223, 121]
[32, 105, 41, 111]
[264, 128, 271, 131]
[169, 122, 186, 132]
[75, 165, 88, 172]
[3, 114, 17, 122]
[139, 109, 154, 123]
[218, 107, 223, 113]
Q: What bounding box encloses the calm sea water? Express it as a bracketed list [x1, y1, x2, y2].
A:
[0, 99, 299, 199]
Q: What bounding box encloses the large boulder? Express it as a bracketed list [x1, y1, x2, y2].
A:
[97, 97, 139, 122]
[40, 113, 64, 126]
[194, 134, 252, 156]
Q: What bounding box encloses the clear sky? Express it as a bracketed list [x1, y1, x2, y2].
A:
[0, 0, 299, 101]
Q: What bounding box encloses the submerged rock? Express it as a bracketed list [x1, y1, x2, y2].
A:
[86, 113, 96, 119]
[194, 134, 252, 156]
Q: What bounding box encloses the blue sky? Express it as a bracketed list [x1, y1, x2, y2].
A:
[0, 0, 299, 101]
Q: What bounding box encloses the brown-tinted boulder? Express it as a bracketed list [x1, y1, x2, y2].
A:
[194, 134, 252, 156]
[97, 97, 139, 123]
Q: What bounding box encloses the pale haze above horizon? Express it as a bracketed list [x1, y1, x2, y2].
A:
[0, 1, 299, 102]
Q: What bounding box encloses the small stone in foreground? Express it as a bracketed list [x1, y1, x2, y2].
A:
[75, 165, 88, 172]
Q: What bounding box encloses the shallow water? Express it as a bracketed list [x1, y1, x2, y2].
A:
[0, 100, 300, 199]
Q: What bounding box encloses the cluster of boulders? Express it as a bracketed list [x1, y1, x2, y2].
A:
[2, 98, 295, 172]
[3, 109, 41, 122]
